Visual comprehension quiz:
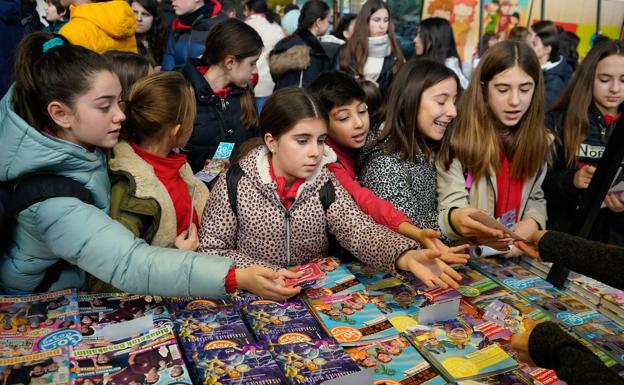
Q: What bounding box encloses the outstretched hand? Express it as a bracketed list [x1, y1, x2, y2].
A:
[396, 249, 463, 289]
[236, 266, 301, 300]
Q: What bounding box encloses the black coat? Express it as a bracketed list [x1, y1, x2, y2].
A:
[181, 59, 258, 172]
[269, 29, 331, 90]
[0, 0, 23, 97]
[543, 57, 573, 109]
[543, 103, 624, 244]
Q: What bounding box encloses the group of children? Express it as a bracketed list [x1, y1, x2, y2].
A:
[1, 14, 623, 309]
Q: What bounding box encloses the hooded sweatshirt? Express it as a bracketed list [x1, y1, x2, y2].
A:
[60, 0, 137, 53]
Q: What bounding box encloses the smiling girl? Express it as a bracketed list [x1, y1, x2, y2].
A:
[437, 40, 550, 256]
[199, 87, 463, 290]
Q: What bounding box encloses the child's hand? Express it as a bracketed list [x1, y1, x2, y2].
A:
[510, 318, 540, 367]
[236, 266, 301, 300]
[573, 165, 595, 189]
[450, 207, 506, 241]
[175, 223, 199, 251]
[276, 268, 304, 286]
[514, 230, 547, 260]
[395, 249, 463, 289]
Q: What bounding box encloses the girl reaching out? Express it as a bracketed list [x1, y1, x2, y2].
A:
[437, 40, 550, 256]
[0, 32, 297, 300]
[198, 87, 463, 290]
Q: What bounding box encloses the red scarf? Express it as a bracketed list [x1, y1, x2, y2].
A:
[269, 158, 305, 209]
[495, 152, 523, 222]
[604, 113, 621, 126]
[131, 142, 198, 235]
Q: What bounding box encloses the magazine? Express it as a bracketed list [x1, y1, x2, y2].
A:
[242, 300, 326, 346]
[306, 292, 398, 345]
[0, 289, 81, 353]
[0, 347, 70, 385]
[271, 339, 360, 385]
[404, 316, 517, 381]
[174, 307, 255, 351]
[191, 344, 286, 385]
[165, 297, 232, 315]
[71, 326, 192, 385]
[300, 258, 366, 298]
[344, 336, 447, 385]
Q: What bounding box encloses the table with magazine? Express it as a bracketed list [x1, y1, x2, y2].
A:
[0, 255, 623, 385]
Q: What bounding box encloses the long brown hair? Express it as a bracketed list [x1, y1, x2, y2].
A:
[339, 0, 404, 78]
[368, 58, 458, 162]
[439, 40, 548, 181]
[550, 40, 624, 167]
[202, 18, 263, 129]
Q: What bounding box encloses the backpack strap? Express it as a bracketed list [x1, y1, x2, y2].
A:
[226, 164, 245, 216]
[7, 174, 93, 293]
[319, 179, 335, 212]
[8, 174, 93, 217]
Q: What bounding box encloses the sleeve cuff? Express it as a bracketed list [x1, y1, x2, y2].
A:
[225, 267, 237, 293]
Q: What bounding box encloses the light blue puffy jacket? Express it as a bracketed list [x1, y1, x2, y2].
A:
[0, 90, 234, 296]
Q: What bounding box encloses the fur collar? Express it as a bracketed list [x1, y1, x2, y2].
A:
[108, 141, 209, 247]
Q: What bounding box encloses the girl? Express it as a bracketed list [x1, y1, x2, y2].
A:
[529, 20, 573, 109]
[543, 40, 624, 245]
[308, 70, 468, 264]
[437, 40, 550, 257]
[108, 72, 205, 251]
[359, 60, 463, 248]
[198, 87, 463, 290]
[0, 32, 297, 300]
[181, 18, 261, 172]
[131, 0, 168, 67]
[103, 51, 151, 98]
[269, 0, 331, 90]
[243, 0, 285, 111]
[414, 17, 469, 89]
[339, 0, 405, 95]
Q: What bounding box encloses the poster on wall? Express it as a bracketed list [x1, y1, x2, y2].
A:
[421, 0, 480, 63]
[481, 0, 533, 39]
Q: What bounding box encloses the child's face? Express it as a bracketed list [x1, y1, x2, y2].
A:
[265, 118, 328, 183]
[52, 70, 125, 150]
[132, 1, 154, 34]
[44, 1, 63, 22]
[227, 54, 260, 89]
[368, 8, 389, 37]
[327, 100, 369, 150]
[417, 77, 457, 141]
[486, 65, 535, 128]
[171, 0, 203, 16]
[592, 54, 624, 116]
[529, 32, 550, 64]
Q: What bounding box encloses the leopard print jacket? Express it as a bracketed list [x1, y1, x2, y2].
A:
[198, 145, 420, 272]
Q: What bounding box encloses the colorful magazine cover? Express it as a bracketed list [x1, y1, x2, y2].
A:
[517, 287, 593, 319]
[191, 344, 286, 385]
[404, 316, 517, 381]
[344, 336, 447, 385]
[471, 258, 553, 291]
[77, 293, 173, 347]
[452, 265, 507, 303]
[343, 261, 395, 287]
[71, 326, 192, 385]
[242, 300, 326, 346]
[456, 369, 533, 385]
[174, 308, 255, 350]
[300, 258, 366, 298]
[400, 272, 462, 303]
[165, 297, 232, 315]
[0, 289, 82, 353]
[570, 312, 624, 365]
[306, 292, 398, 345]
[271, 339, 360, 385]
[0, 347, 70, 385]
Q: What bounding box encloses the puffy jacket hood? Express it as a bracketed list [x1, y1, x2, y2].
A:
[70, 1, 136, 39]
[0, 89, 111, 210]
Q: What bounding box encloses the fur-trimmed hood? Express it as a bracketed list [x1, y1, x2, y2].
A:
[108, 141, 209, 247]
[269, 44, 311, 76]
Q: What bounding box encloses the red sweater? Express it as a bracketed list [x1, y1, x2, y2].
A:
[325, 138, 410, 232]
[495, 152, 523, 222]
[131, 143, 198, 235]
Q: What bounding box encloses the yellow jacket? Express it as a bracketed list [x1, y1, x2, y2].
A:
[60, 1, 137, 53]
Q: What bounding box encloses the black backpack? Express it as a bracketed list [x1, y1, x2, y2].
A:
[0, 174, 93, 292]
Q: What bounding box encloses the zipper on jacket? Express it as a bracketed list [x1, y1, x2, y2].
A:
[284, 209, 292, 265]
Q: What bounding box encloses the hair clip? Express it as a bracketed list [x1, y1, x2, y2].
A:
[43, 37, 64, 53]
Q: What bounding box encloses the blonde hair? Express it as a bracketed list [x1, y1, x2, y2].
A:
[439, 40, 549, 181]
[122, 72, 197, 143]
